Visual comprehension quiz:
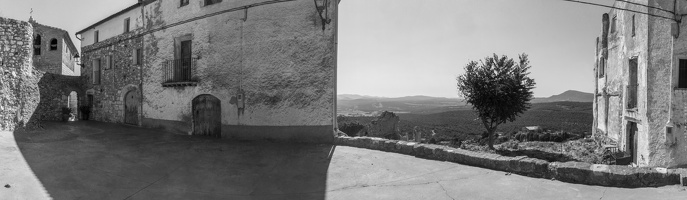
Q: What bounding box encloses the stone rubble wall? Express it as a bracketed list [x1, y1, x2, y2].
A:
[335, 136, 687, 188]
[0, 17, 40, 131]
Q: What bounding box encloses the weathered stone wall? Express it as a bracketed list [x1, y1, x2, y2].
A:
[31, 73, 87, 121]
[136, 0, 337, 142]
[645, 0, 687, 167]
[0, 17, 40, 131]
[595, 0, 656, 166]
[80, 30, 144, 124]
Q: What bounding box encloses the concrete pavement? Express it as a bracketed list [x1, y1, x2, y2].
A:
[1, 121, 686, 199]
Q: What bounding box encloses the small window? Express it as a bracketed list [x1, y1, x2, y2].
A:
[204, 0, 222, 6]
[93, 59, 101, 85]
[180, 0, 189, 7]
[133, 48, 143, 65]
[33, 34, 41, 55]
[598, 58, 606, 78]
[679, 59, 687, 88]
[124, 18, 130, 33]
[611, 16, 616, 33]
[105, 55, 113, 69]
[631, 15, 636, 37]
[50, 38, 58, 51]
[94, 30, 99, 43]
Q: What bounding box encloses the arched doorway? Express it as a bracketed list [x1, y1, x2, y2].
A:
[124, 89, 140, 125]
[192, 94, 221, 137]
[68, 91, 78, 121]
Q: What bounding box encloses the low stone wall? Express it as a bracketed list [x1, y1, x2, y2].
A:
[334, 136, 687, 188]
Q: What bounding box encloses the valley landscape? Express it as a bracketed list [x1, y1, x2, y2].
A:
[337, 90, 594, 140]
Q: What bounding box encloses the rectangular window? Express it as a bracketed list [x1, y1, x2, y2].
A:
[133, 48, 143, 65]
[631, 15, 636, 37]
[679, 59, 687, 88]
[180, 0, 189, 7]
[105, 55, 113, 69]
[93, 59, 101, 85]
[124, 18, 130, 33]
[611, 16, 616, 33]
[94, 30, 99, 43]
[204, 0, 222, 6]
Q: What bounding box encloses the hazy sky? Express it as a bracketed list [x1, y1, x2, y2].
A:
[1, 0, 615, 98]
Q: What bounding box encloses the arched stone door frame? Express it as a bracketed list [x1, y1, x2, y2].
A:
[120, 84, 141, 126]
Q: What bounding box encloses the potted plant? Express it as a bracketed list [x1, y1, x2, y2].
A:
[79, 105, 91, 120]
[61, 107, 72, 122]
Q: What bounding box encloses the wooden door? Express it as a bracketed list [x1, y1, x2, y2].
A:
[176, 40, 192, 81]
[627, 122, 637, 164]
[125, 90, 140, 125]
[193, 95, 221, 138]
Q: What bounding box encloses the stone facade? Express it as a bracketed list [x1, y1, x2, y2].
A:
[77, 0, 338, 142]
[0, 17, 40, 131]
[80, 31, 144, 123]
[593, 0, 687, 167]
[29, 19, 78, 76]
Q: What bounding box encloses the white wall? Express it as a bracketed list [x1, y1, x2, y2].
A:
[80, 6, 143, 47]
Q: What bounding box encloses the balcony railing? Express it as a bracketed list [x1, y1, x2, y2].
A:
[162, 57, 197, 87]
[627, 84, 637, 109]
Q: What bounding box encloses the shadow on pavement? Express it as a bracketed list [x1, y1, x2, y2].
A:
[11, 121, 334, 200]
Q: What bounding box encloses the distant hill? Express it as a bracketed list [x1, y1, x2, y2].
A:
[532, 90, 594, 103]
[337, 90, 594, 116]
[338, 101, 593, 139]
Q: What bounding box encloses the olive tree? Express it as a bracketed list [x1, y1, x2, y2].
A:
[456, 54, 536, 149]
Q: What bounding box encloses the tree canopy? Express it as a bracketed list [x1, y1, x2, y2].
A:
[456, 53, 536, 149]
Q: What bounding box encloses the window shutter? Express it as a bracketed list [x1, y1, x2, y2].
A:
[132, 49, 138, 65]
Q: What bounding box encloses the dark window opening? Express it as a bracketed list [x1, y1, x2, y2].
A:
[679, 59, 687, 88]
[33, 34, 41, 55]
[94, 30, 99, 43]
[598, 58, 606, 78]
[204, 0, 222, 6]
[50, 38, 58, 51]
[631, 15, 636, 37]
[124, 18, 131, 33]
[134, 48, 143, 65]
[180, 0, 189, 7]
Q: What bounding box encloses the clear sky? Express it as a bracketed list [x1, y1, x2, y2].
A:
[1, 0, 615, 98]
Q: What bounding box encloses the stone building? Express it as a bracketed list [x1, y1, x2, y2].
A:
[593, 0, 687, 167]
[76, 0, 339, 142]
[29, 18, 79, 76]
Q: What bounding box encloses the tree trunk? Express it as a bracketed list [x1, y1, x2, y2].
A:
[488, 128, 495, 150]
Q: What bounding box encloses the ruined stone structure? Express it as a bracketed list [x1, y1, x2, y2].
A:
[0, 17, 40, 130]
[593, 0, 687, 167]
[365, 111, 400, 139]
[76, 0, 339, 142]
[29, 18, 79, 76]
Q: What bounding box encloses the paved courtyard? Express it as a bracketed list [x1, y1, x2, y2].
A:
[1, 121, 687, 200]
